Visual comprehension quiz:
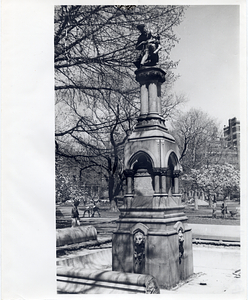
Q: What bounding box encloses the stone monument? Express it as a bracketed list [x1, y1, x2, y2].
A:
[112, 24, 193, 289]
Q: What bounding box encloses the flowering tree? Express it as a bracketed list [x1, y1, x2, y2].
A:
[173, 109, 239, 210]
[190, 163, 240, 207]
[55, 156, 86, 203]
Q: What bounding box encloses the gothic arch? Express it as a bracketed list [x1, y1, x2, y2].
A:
[128, 150, 155, 171]
[165, 150, 180, 170]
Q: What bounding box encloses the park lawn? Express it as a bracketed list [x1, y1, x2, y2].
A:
[56, 202, 240, 229]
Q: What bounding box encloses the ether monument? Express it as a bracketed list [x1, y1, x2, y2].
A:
[112, 24, 193, 289]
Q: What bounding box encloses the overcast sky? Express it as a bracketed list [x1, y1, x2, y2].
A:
[170, 5, 240, 129]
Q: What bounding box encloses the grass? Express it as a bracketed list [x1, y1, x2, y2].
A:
[56, 201, 240, 229]
[185, 205, 240, 225]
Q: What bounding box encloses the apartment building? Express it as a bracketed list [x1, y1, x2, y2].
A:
[223, 117, 240, 149]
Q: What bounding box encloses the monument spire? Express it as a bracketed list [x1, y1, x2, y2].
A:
[112, 24, 193, 289]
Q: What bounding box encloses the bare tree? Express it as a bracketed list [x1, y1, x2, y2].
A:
[55, 5, 187, 210]
[171, 109, 221, 171]
[172, 108, 239, 208]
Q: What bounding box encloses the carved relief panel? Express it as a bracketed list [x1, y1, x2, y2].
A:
[131, 223, 148, 274]
[174, 221, 185, 264]
[133, 230, 145, 273]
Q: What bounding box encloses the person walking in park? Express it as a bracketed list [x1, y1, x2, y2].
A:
[71, 199, 80, 227]
[91, 198, 101, 218]
[225, 202, 228, 217]
[221, 202, 226, 219]
[83, 205, 91, 217]
[83, 195, 87, 206]
[82, 198, 93, 217]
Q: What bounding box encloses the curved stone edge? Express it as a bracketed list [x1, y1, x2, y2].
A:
[56, 225, 97, 247]
[57, 267, 160, 294]
[57, 248, 112, 269]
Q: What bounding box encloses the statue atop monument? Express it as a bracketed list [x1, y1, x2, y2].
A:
[134, 24, 162, 69]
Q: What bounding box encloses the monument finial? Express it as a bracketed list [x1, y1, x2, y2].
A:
[134, 24, 162, 69]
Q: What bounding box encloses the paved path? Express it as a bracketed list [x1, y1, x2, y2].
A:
[189, 224, 240, 242]
[161, 245, 242, 294]
[82, 219, 240, 242]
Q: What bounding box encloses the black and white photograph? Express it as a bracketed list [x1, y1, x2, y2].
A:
[54, 4, 244, 294]
[1, 1, 247, 299]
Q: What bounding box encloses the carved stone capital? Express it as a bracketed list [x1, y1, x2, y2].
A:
[173, 170, 181, 178]
[152, 168, 161, 176]
[123, 169, 135, 177]
[135, 67, 166, 85]
[161, 168, 169, 176]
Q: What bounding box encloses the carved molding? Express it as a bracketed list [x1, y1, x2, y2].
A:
[134, 169, 151, 177]
[131, 223, 149, 235]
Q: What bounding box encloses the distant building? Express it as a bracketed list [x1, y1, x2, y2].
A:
[223, 117, 240, 168]
[198, 136, 238, 168]
[223, 117, 240, 149]
[180, 118, 240, 202]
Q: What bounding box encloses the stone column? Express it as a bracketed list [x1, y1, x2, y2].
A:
[140, 83, 149, 116]
[166, 170, 172, 193]
[124, 169, 134, 194]
[127, 176, 132, 194]
[135, 67, 166, 120]
[157, 82, 162, 114]
[124, 169, 134, 209]
[174, 177, 179, 194]
[161, 168, 168, 194]
[173, 171, 180, 194]
[148, 81, 158, 114]
[154, 171, 160, 194]
[152, 168, 161, 208]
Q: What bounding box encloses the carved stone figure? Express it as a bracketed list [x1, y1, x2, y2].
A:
[178, 227, 184, 264]
[133, 230, 145, 273]
[174, 221, 185, 264]
[134, 24, 162, 69]
[145, 278, 160, 294]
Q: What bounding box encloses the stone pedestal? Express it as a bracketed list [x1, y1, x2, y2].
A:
[112, 219, 193, 289]
[112, 66, 193, 289]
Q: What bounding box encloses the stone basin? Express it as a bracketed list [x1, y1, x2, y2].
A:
[57, 245, 241, 294]
[57, 248, 160, 294]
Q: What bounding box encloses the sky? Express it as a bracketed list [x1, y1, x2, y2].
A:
[169, 5, 240, 129]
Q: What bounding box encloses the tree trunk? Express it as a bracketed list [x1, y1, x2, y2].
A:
[208, 191, 213, 208]
[223, 193, 228, 206]
[185, 190, 188, 202]
[109, 175, 119, 212]
[194, 190, 198, 211]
